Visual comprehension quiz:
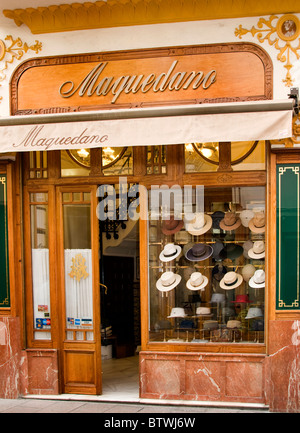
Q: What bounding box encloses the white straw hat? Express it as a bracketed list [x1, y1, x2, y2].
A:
[249, 269, 265, 288]
[156, 271, 181, 292]
[248, 241, 265, 259]
[220, 271, 243, 290]
[159, 243, 181, 262]
[196, 307, 211, 315]
[186, 272, 208, 291]
[167, 307, 186, 318]
[185, 212, 212, 236]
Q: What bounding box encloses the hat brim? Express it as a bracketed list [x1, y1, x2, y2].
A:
[219, 244, 243, 260]
[220, 273, 243, 290]
[159, 245, 181, 262]
[249, 277, 265, 288]
[248, 249, 265, 259]
[186, 275, 208, 291]
[156, 274, 182, 292]
[161, 219, 184, 235]
[186, 214, 212, 236]
[219, 217, 241, 231]
[185, 245, 213, 261]
[248, 220, 265, 233]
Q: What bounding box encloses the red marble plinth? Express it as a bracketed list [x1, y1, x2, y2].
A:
[25, 349, 59, 395]
[140, 351, 266, 404]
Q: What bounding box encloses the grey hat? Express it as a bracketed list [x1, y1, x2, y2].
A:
[185, 243, 213, 262]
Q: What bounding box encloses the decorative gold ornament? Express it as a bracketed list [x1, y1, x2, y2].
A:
[69, 253, 89, 282]
[235, 14, 300, 86]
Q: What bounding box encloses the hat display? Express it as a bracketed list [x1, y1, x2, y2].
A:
[249, 269, 265, 288]
[220, 271, 243, 290]
[227, 320, 241, 329]
[167, 307, 186, 318]
[248, 211, 265, 233]
[211, 211, 225, 229]
[156, 271, 182, 292]
[240, 210, 255, 228]
[241, 264, 256, 282]
[185, 243, 213, 262]
[210, 293, 225, 303]
[196, 307, 211, 315]
[186, 272, 208, 291]
[185, 212, 212, 236]
[231, 294, 252, 304]
[159, 243, 182, 262]
[245, 307, 263, 319]
[248, 241, 265, 259]
[219, 243, 243, 260]
[161, 216, 184, 235]
[219, 212, 241, 231]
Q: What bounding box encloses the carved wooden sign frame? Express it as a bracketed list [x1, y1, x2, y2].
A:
[11, 43, 273, 115]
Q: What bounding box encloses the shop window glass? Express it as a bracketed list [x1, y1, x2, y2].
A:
[147, 146, 167, 175]
[29, 151, 48, 179]
[102, 147, 133, 176]
[63, 193, 93, 341]
[148, 186, 265, 347]
[30, 192, 51, 340]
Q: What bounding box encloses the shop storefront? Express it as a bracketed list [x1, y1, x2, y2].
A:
[0, 1, 300, 412]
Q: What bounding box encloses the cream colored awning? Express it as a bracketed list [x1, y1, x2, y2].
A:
[0, 100, 294, 153]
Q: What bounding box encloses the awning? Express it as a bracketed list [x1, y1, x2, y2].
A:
[0, 99, 294, 153]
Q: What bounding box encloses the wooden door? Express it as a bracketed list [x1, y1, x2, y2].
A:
[57, 186, 101, 395]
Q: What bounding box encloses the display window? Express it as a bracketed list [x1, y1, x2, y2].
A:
[148, 186, 266, 346]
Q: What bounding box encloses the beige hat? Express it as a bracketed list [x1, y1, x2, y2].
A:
[248, 241, 265, 259]
[241, 264, 256, 282]
[227, 320, 241, 329]
[159, 243, 181, 262]
[249, 269, 265, 288]
[240, 210, 255, 228]
[185, 212, 212, 236]
[219, 212, 241, 231]
[156, 271, 181, 292]
[186, 272, 208, 291]
[249, 211, 265, 233]
[196, 307, 211, 315]
[220, 271, 243, 290]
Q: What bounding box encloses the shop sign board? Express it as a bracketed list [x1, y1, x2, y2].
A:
[0, 175, 10, 308]
[11, 43, 272, 115]
[276, 164, 300, 310]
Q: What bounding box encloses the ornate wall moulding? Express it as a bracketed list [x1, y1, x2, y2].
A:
[3, 0, 300, 34]
[235, 14, 300, 86]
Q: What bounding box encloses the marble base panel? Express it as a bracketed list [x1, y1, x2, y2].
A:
[25, 349, 59, 395]
[266, 320, 300, 413]
[139, 351, 266, 404]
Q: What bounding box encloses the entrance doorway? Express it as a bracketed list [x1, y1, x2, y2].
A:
[99, 217, 140, 397]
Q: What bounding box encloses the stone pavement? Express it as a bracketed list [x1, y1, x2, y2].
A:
[0, 397, 270, 413]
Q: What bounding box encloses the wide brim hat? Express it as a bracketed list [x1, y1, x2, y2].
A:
[156, 271, 182, 292]
[185, 243, 213, 262]
[167, 307, 186, 318]
[219, 212, 242, 231]
[186, 272, 208, 291]
[220, 271, 243, 290]
[249, 270, 265, 288]
[219, 243, 243, 260]
[185, 213, 212, 236]
[248, 241, 265, 259]
[159, 243, 182, 262]
[161, 216, 184, 235]
[248, 211, 265, 233]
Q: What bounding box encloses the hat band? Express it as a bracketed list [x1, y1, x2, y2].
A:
[192, 279, 202, 287]
[162, 276, 176, 287]
[163, 251, 177, 258]
[224, 278, 238, 287]
[224, 219, 237, 227]
[254, 222, 264, 228]
[253, 248, 265, 255]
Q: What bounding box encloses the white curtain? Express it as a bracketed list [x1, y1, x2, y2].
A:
[32, 248, 51, 340]
[64, 249, 93, 340]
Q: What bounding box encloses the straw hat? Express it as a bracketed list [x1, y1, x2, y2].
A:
[161, 216, 184, 235]
[185, 212, 212, 236]
[248, 211, 265, 233]
[196, 307, 211, 316]
[185, 243, 213, 262]
[241, 264, 256, 282]
[167, 307, 186, 318]
[159, 243, 181, 262]
[186, 272, 208, 291]
[220, 271, 243, 290]
[248, 241, 265, 259]
[249, 269, 265, 288]
[156, 271, 181, 292]
[240, 210, 254, 228]
[243, 240, 254, 259]
[219, 212, 241, 231]
[245, 307, 263, 319]
[227, 320, 241, 329]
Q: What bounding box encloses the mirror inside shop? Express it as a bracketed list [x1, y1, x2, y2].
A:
[148, 186, 266, 344]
